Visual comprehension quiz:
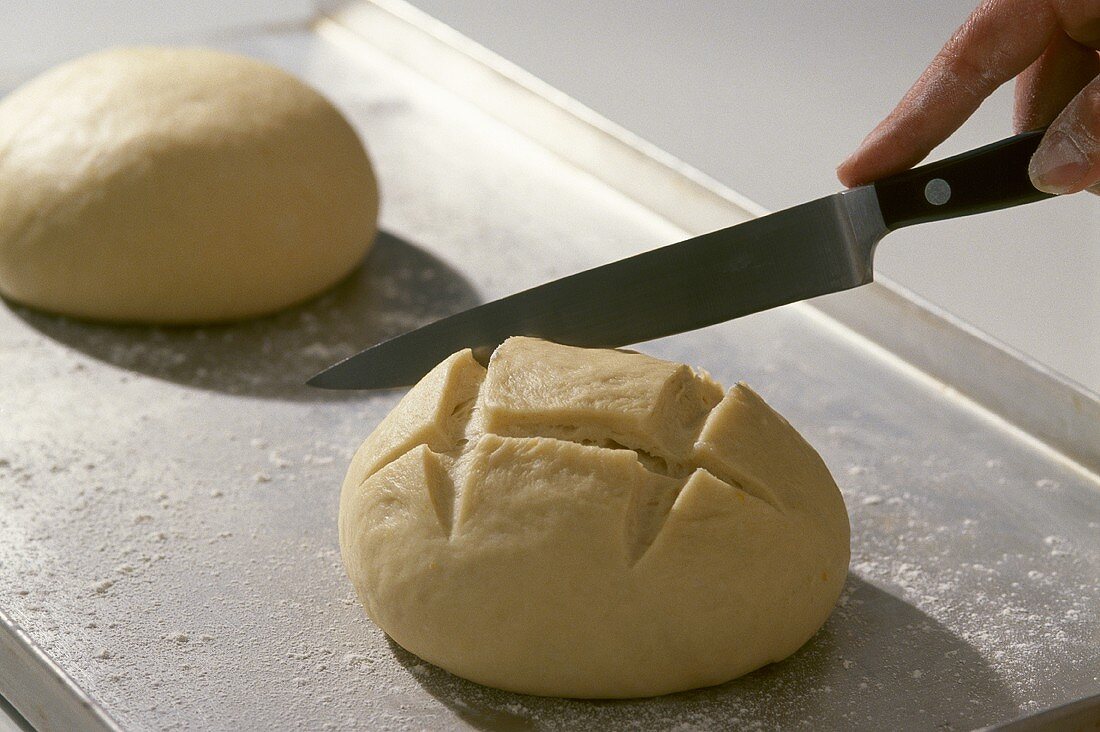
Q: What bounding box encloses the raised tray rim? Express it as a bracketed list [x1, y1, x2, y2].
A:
[4, 1, 1098, 729]
[322, 0, 1100, 481]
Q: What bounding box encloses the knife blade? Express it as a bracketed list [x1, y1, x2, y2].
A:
[309, 129, 1052, 390]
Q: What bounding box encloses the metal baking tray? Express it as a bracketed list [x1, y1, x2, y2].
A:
[2, 1, 1098, 729]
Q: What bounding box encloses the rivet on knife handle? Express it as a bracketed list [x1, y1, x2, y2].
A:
[873, 127, 1054, 230]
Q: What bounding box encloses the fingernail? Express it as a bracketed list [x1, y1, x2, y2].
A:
[836, 148, 866, 186]
[1029, 131, 1090, 194]
[836, 157, 856, 186]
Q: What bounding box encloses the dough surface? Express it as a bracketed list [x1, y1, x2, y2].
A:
[0, 47, 378, 323]
[340, 338, 849, 698]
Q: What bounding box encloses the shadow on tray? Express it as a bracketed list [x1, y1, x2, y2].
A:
[386, 576, 1017, 730]
[12, 232, 480, 401]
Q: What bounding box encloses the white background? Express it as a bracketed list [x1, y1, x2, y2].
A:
[409, 1, 1100, 395]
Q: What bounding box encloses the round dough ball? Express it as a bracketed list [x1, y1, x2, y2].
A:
[340, 337, 850, 698]
[0, 47, 378, 323]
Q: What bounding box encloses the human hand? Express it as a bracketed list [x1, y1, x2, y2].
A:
[836, 0, 1100, 195]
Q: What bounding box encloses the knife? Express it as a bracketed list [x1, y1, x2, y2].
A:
[309, 129, 1053, 390]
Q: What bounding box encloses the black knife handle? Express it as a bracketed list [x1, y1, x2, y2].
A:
[873, 127, 1055, 230]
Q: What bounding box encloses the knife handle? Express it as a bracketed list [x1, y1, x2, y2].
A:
[873, 128, 1055, 230]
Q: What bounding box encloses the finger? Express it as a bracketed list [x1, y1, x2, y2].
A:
[838, 0, 1060, 187]
[1028, 73, 1100, 193]
[1014, 32, 1100, 131]
[1052, 0, 1100, 48]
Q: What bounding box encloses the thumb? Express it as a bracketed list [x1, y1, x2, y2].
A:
[1028, 74, 1100, 194]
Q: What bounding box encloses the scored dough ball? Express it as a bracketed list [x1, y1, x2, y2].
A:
[0, 47, 378, 323]
[340, 337, 850, 698]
